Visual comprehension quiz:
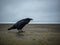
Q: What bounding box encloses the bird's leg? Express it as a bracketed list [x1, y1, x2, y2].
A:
[21, 29, 25, 32]
[20, 29, 25, 32]
[18, 30, 20, 33]
[18, 30, 21, 33]
[18, 29, 24, 33]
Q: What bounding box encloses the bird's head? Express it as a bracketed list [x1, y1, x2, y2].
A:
[26, 18, 33, 20]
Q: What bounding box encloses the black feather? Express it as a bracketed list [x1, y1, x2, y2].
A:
[8, 28, 11, 30]
[8, 18, 33, 31]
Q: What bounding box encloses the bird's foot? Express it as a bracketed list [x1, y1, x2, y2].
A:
[18, 30, 25, 33]
[21, 30, 25, 32]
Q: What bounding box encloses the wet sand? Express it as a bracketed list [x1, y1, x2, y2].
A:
[0, 24, 60, 45]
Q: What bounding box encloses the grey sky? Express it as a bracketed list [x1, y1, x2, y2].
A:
[0, 0, 60, 23]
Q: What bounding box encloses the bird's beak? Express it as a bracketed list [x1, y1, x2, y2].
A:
[30, 18, 33, 20]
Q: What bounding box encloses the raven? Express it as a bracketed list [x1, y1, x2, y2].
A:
[8, 18, 33, 33]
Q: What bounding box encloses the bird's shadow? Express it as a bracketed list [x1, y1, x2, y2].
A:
[16, 32, 25, 38]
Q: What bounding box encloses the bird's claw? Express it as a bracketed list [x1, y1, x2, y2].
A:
[18, 30, 25, 33]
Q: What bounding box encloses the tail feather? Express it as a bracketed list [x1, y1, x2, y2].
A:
[8, 27, 13, 30]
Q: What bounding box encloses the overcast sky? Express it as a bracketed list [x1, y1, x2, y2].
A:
[0, 0, 60, 23]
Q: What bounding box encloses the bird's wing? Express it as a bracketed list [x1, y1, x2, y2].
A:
[13, 19, 26, 27]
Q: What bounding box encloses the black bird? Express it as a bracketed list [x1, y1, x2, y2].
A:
[8, 18, 33, 33]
